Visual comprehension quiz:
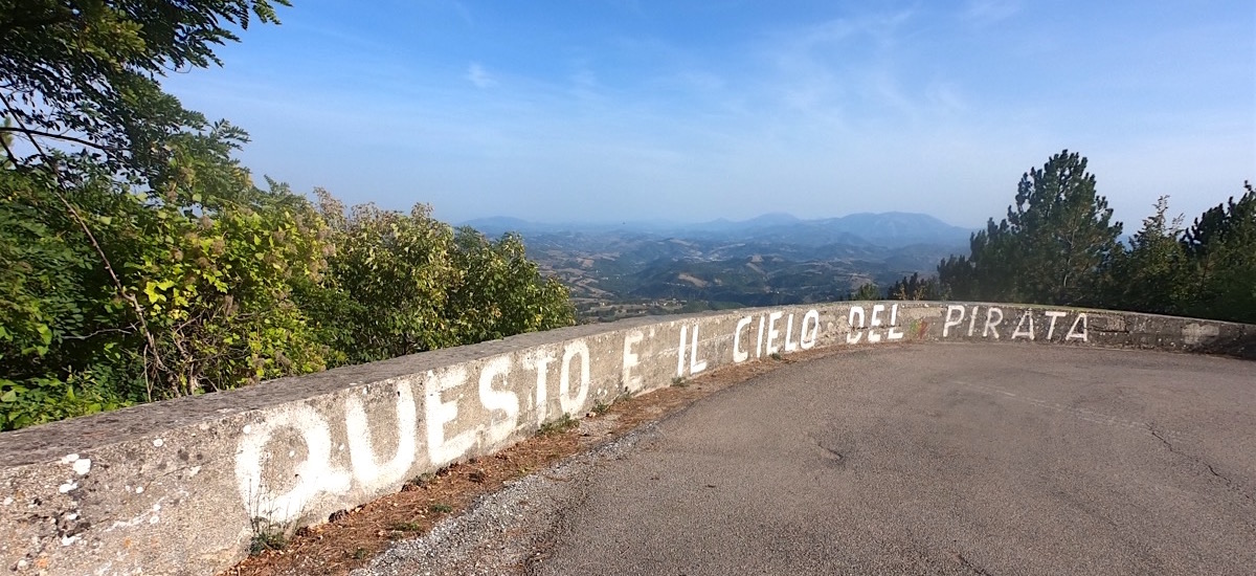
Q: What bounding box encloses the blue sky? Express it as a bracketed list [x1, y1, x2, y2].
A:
[163, 0, 1255, 228]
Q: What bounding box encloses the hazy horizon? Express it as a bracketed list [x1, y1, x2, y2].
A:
[458, 209, 973, 228]
[163, 1, 1254, 230]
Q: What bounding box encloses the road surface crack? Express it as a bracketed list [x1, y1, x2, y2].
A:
[1148, 426, 1177, 453]
[808, 434, 845, 465]
[816, 442, 844, 461]
[1148, 424, 1253, 505]
[956, 552, 996, 575]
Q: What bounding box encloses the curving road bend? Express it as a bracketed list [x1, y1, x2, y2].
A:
[362, 343, 1256, 576]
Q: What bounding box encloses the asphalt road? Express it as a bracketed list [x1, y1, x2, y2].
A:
[366, 343, 1256, 576]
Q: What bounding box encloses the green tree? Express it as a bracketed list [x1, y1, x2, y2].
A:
[0, 168, 126, 428]
[302, 196, 576, 366]
[0, 0, 580, 430]
[0, 0, 288, 179]
[445, 228, 575, 344]
[850, 281, 881, 300]
[1, 155, 337, 427]
[940, 150, 1123, 306]
[1177, 182, 1256, 322]
[1, 0, 300, 428]
[309, 193, 460, 364]
[1108, 196, 1189, 314]
[938, 218, 1021, 302]
[889, 272, 942, 300]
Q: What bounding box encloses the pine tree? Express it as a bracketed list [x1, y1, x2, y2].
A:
[1110, 196, 1188, 314]
[1178, 182, 1256, 322]
[889, 272, 942, 300]
[850, 281, 881, 300]
[938, 150, 1124, 306]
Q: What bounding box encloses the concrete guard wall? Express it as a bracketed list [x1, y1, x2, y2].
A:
[1, 301, 1252, 575]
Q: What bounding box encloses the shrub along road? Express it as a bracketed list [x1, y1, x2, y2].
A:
[359, 343, 1255, 576]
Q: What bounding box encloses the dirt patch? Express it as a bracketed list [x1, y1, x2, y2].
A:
[219, 346, 842, 576]
[677, 272, 709, 288]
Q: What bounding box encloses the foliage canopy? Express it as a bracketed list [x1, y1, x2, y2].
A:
[933, 150, 1253, 325]
[0, 0, 288, 179]
[0, 1, 576, 430]
[938, 150, 1123, 307]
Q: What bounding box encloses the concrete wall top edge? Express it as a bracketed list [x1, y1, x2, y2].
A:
[0, 314, 678, 469]
[0, 301, 1249, 469]
[928, 300, 1253, 324]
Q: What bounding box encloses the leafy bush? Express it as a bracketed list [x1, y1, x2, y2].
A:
[298, 193, 574, 366]
[1, 166, 575, 429]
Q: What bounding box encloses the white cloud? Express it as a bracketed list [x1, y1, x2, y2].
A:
[465, 63, 497, 88]
[162, 1, 1250, 228]
[964, 0, 1021, 26]
[759, 8, 958, 129]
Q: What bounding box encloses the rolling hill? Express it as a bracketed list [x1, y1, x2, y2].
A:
[462, 212, 973, 322]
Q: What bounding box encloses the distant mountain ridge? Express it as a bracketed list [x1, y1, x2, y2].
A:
[462, 211, 974, 249]
[459, 211, 974, 321]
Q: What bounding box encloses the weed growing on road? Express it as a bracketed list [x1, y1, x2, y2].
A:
[537, 414, 578, 436]
[428, 503, 454, 514]
[406, 472, 436, 489]
[249, 524, 287, 556]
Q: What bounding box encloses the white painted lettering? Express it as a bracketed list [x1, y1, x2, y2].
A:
[849, 306, 866, 328]
[967, 306, 979, 336]
[559, 340, 591, 413]
[345, 381, 417, 492]
[982, 307, 1004, 339]
[1011, 311, 1035, 340]
[869, 304, 885, 343]
[425, 368, 476, 468]
[478, 356, 520, 446]
[526, 350, 555, 424]
[621, 330, 644, 391]
[676, 324, 688, 377]
[756, 315, 766, 358]
[887, 304, 904, 341]
[800, 310, 820, 349]
[943, 305, 965, 337]
[733, 317, 753, 362]
[784, 313, 798, 352]
[235, 405, 352, 524]
[1067, 314, 1089, 342]
[689, 323, 708, 374]
[766, 312, 783, 355]
[847, 306, 866, 344]
[1044, 310, 1067, 340]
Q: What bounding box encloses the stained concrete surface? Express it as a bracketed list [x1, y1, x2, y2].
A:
[368, 343, 1255, 576]
[7, 303, 1252, 575]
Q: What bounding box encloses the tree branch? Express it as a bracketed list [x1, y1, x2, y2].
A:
[0, 8, 76, 37]
[0, 91, 167, 393]
[0, 126, 109, 152]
